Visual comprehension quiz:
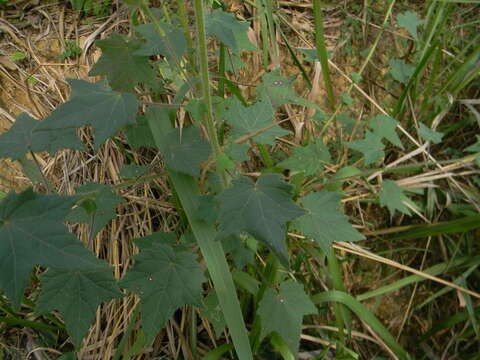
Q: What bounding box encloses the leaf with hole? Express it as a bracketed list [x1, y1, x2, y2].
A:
[119, 242, 205, 343]
[89, 34, 155, 92]
[35, 79, 138, 149]
[37, 266, 123, 348]
[292, 192, 365, 254]
[258, 280, 316, 355]
[223, 97, 289, 145]
[256, 70, 318, 109]
[217, 174, 304, 266]
[346, 131, 385, 165]
[134, 22, 186, 61]
[278, 140, 331, 176]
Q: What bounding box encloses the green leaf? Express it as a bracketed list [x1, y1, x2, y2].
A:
[0, 188, 105, 307]
[224, 142, 249, 162]
[67, 183, 125, 237]
[119, 243, 205, 343]
[369, 114, 404, 149]
[134, 232, 177, 250]
[124, 115, 156, 150]
[256, 70, 318, 108]
[185, 98, 207, 124]
[222, 235, 254, 270]
[379, 180, 412, 216]
[340, 93, 354, 106]
[217, 174, 304, 266]
[9, 51, 26, 61]
[202, 291, 226, 338]
[418, 123, 444, 144]
[397, 11, 424, 40]
[157, 126, 211, 176]
[205, 9, 256, 52]
[278, 140, 331, 176]
[89, 34, 155, 92]
[346, 131, 385, 165]
[35, 79, 138, 149]
[134, 22, 186, 61]
[37, 266, 123, 348]
[389, 59, 414, 84]
[224, 97, 290, 145]
[0, 113, 83, 160]
[465, 135, 480, 153]
[258, 280, 316, 355]
[119, 164, 150, 178]
[351, 72, 362, 83]
[293, 192, 365, 254]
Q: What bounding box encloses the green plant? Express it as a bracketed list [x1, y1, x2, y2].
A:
[59, 41, 82, 62]
[1, 0, 479, 359]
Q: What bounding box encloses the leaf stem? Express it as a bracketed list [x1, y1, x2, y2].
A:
[313, 0, 336, 110]
[193, 0, 222, 157]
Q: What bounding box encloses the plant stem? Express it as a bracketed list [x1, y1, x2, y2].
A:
[312, 0, 336, 110]
[193, 0, 222, 157]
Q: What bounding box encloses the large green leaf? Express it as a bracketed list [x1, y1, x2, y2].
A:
[37, 266, 123, 348]
[0, 113, 83, 160]
[278, 140, 331, 176]
[205, 9, 256, 52]
[35, 79, 138, 149]
[0, 188, 104, 307]
[292, 192, 365, 254]
[134, 22, 186, 61]
[119, 242, 205, 343]
[158, 126, 212, 177]
[217, 174, 304, 266]
[346, 131, 385, 165]
[223, 98, 290, 145]
[88, 34, 155, 92]
[258, 280, 316, 355]
[67, 182, 125, 237]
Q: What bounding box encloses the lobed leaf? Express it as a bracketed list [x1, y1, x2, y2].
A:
[346, 131, 385, 165]
[278, 139, 331, 176]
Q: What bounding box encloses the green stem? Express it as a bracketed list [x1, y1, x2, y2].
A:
[312, 0, 335, 110]
[177, 0, 196, 72]
[193, 0, 222, 157]
[257, 143, 274, 168]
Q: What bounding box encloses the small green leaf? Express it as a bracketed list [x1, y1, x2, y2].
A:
[465, 135, 480, 153]
[202, 291, 226, 338]
[158, 126, 211, 176]
[35, 79, 138, 149]
[418, 123, 444, 144]
[293, 192, 365, 254]
[206, 9, 256, 52]
[89, 34, 155, 92]
[369, 114, 404, 149]
[224, 97, 290, 145]
[125, 115, 156, 150]
[397, 11, 424, 40]
[278, 140, 331, 176]
[119, 243, 206, 344]
[258, 280, 317, 355]
[389, 59, 414, 84]
[185, 98, 207, 124]
[341, 93, 354, 106]
[68, 182, 125, 237]
[217, 174, 305, 266]
[37, 266, 123, 348]
[351, 73, 362, 83]
[222, 235, 254, 269]
[224, 142, 249, 162]
[134, 22, 186, 61]
[256, 70, 318, 109]
[379, 180, 412, 216]
[9, 52, 26, 61]
[346, 131, 385, 165]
